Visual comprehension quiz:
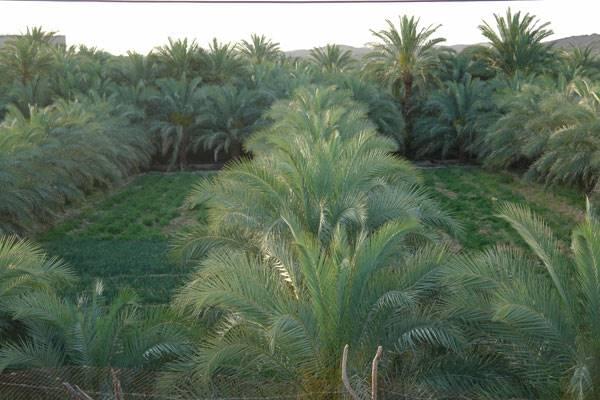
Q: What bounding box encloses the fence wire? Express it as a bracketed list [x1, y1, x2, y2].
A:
[0, 366, 448, 399]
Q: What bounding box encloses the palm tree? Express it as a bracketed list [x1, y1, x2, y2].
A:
[479, 8, 554, 76]
[197, 84, 270, 161]
[237, 34, 282, 65]
[416, 75, 492, 161]
[167, 225, 456, 398]
[0, 282, 190, 395]
[324, 74, 405, 150]
[528, 106, 599, 193]
[0, 27, 57, 111]
[201, 38, 244, 84]
[0, 98, 152, 234]
[0, 236, 74, 332]
[153, 37, 203, 79]
[174, 86, 458, 265]
[151, 77, 202, 170]
[309, 44, 355, 73]
[365, 16, 446, 156]
[446, 201, 600, 399]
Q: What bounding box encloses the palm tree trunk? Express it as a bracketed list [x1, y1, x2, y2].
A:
[229, 141, 243, 161]
[401, 74, 414, 158]
[178, 128, 190, 171]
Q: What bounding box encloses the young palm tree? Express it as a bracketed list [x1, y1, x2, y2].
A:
[167, 225, 456, 398]
[479, 8, 554, 76]
[323, 74, 405, 150]
[446, 201, 600, 399]
[529, 107, 599, 193]
[0, 236, 74, 332]
[0, 98, 152, 233]
[365, 16, 446, 156]
[237, 34, 282, 65]
[309, 44, 355, 73]
[151, 77, 202, 170]
[174, 86, 458, 265]
[0, 282, 190, 395]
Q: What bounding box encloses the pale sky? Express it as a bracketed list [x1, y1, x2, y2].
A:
[0, 0, 598, 55]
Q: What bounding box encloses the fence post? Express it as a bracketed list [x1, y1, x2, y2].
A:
[341, 345, 360, 400]
[111, 368, 124, 400]
[371, 346, 383, 400]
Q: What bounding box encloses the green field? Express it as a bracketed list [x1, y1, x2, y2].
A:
[39, 167, 585, 304]
[39, 172, 212, 304]
[422, 166, 585, 250]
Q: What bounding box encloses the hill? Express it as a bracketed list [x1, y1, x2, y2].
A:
[285, 33, 600, 58]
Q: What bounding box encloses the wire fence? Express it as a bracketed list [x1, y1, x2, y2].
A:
[0, 366, 445, 399]
[0, 367, 338, 400]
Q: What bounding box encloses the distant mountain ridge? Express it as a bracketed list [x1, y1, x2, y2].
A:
[285, 34, 600, 58]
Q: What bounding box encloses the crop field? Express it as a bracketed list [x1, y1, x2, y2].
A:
[37, 166, 584, 304]
[38, 172, 213, 303]
[422, 166, 584, 250]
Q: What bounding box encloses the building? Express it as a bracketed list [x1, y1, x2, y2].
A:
[0, 35, 66, 47]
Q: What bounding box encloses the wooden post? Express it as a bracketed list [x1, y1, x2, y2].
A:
[371, 346, 383, 400]
[111, 369, 124, 400]
[341, 344, 360, 400]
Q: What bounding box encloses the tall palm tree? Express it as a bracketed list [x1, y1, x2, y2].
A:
[237, 34, 282, 65]
[0, 26, 57, 111]
[365, 16, 446, 156]
[201, 38, 244, 84]
[153, 37, 203, 79]
[479, 8, 554, 76]
[446, 201, 600, 399]
[309, 44, 355, 73]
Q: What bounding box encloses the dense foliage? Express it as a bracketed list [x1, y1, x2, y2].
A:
[1, 6, 600, 399]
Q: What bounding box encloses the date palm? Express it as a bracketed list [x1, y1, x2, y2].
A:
[479, 8, 554, 76]
[174, 86, 458, 265]
[167, 224, 456, 398]
[416, 75, 492, 161]
[446, 201, 600, 399]
[237, 34, 282, 65]
[0, 282, 190, 396]
[201, 38, 244, 84]
[0, 236, 74, 333]
[154, 37, 203, 79]
[309, 44, 355, 73]
[151, 77, 202, 170]
[0, 27, 57, 111]
[365, 16, 446, 157]
[197, 84, 270, 161]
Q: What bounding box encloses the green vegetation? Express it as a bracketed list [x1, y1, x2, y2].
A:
[2, 6, 600, 400]
[39, 172, 210, 303]
[423, 166, 584, 250]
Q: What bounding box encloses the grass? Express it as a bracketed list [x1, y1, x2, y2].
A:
[421, 166, 585, 251]
[39, 171, 212, 304]
[38, 166, 586, 304]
